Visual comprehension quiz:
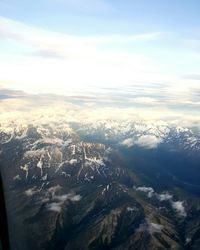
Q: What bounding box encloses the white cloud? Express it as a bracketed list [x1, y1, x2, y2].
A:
[136, 222, 163, 234]
[134, 186, 154, 193]
[45, 190, 82, 213]
[122, 135, 163, 149]
[121, 138, 134, 148]
[134, 186, 187, 217]
[184, 74, 200, 80]
[48, 185, 62, 195]
[24, 187, 38, 196]
[132, 97, 158, 105]
[156, 192, 173, 201]
[26, 185, 82, 213]
[46, 202, 62, 212]
[1, 94, 200, 130]
[70, 194, 82, 201]
[0, 16, 161, 47]
[1, 15, 200, 118]
[13, 174, 21, 181]
[133, 186, 155, 198]
[0, 17, 200, 114]
[134, 135, 163, 149]
[171, 201, 187, 217]
[45, 194, 82, 213]
[55, 194, 69, 202]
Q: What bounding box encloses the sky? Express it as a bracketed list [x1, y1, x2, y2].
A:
[0, 0, 200, 124]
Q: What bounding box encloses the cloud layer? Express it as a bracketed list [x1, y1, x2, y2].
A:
[0, 88, 200, 129]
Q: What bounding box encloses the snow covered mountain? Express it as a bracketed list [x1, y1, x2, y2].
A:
[73, 120, 200, 152]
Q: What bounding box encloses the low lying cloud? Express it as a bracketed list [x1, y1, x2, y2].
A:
[121, 138, 134, 148]
[171, 201, 187, 217]
[134, 135, 163, 149]
[46, 202, 62, 213]
[136, 222, 163, 234]
[25, 184, 82, 213]
[134, 186, 187, 217]
[121, 135, 163, 149]
[48, 185, 62, 195]
[156, 192, 173, 201]
[134, 186, 154, 198]
[45, 193, 81, 212]
[46, 192, 82, 213]
[69, 194, 82, 201]
[24, 187, 38, 196]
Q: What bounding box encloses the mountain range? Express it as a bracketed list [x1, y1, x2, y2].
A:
[1, 119, 200, 250]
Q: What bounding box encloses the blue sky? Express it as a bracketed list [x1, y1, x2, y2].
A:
[0, 0, 200, 121]
[1, 0, 200, 34]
